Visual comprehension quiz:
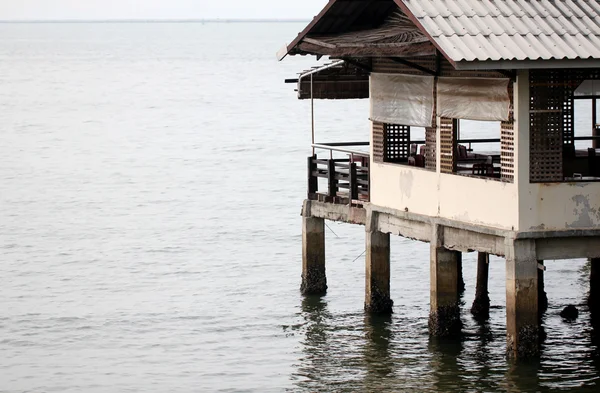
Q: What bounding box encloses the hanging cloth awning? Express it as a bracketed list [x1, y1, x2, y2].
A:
[437, 77, 510, 121]
[370, 73, 435, 127]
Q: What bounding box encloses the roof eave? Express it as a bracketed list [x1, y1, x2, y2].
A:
[278, 0, 339, 61]
[454, 58, 600, 70]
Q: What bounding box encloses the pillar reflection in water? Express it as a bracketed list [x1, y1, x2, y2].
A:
[589, 258, 600, 359]
[293, 295, 333, 391]
[504, 360, 541, 392]
[472, 319, 494, 384]
[428, 335, 465, 392]
[361, 313, 394, 389]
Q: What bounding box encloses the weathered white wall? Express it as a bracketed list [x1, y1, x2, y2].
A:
[370, 163, 439, 217]
[369, 163, 519, 230]
[438, 174, 518, 229]
[520, 182, 600, 230]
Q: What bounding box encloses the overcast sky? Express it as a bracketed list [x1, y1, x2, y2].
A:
[0, 0, 328, 20]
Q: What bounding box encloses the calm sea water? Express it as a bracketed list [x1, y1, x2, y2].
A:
[1, 22, 599, 392]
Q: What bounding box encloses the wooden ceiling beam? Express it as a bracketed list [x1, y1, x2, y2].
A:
[297, 41, 436, 58]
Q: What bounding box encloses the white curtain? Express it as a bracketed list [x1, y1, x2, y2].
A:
[370, 73, 435, 127]
[437, 77, 510, 121]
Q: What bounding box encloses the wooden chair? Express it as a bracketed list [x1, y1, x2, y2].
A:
[414, 154, 425, 167]
[408, 155, 425, 168]
[456, 144, 468, 160]
[472, 162, 495, 177]
[351, 155, 369, 168]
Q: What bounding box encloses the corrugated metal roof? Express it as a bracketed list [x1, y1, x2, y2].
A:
[401, 0, 600, 62]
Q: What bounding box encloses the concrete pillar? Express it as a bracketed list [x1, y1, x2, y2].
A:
[365, 230, 393, 313]
[590, 258, 600, 312]
[457, 253, 466, 294]
[505, 238, 539, 358]
[429, 225, 462, 336]
[471, 252, 490, 319]
[301, 216, 327, 295]
[538, 260, 548, 314]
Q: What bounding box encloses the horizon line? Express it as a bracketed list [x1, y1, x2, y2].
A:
[0, 18, 310, 24]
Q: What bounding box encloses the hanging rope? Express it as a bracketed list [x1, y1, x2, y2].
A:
[324, 222, 339, 238]
[351, 250, 366, 263]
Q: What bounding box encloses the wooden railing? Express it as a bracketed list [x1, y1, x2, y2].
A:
[307, 142, 370, 205]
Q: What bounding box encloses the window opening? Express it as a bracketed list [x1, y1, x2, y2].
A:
[374, 123, 431, 168]
[455, 120, 502, 179]
[566, 80, 600, 180]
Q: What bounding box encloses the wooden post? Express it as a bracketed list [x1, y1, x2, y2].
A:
[538, 260, 548, 314]
[301, 216, 327, 295]
[349, 162, 358, 201]
[307, 155, 318, 196]
[365, 229, 393, 313]
[505, 239, 539, 358]
[471, 252, 490, 319]
[429, 225, 462, 336]
[327, 159, 337, 198]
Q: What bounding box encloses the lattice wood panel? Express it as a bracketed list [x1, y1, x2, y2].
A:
[439, 117, 454, 173]
[501, 82, 515, 182]
[384, 124, 410, 163]
[373, 121, 384, 163]
[563, 93, 574, 148]
[529, 70, 565, 182]
[425, 127, 436, 170]
[425, 78, 437, 170]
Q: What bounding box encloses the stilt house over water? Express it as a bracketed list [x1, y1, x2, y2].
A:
[279, 0, 600, 359]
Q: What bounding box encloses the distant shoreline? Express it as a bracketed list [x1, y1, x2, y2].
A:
[0, 19, 309, 24]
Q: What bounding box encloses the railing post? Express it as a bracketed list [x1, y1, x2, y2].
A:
[307, 155, 318, 197]
[349, 162, 358, 202]
[327, 159, 337, 198]
[367, 163, 371, 202]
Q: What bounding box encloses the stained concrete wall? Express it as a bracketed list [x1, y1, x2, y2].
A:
[520, 182, 600, 230]
[369, 163, 438, 217]
[369, 162, 519, 230]
[439, 174, 517, 229]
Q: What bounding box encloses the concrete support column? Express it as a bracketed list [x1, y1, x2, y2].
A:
[538, 260, 548, 314]
[471, 252, 490, 319]
[429, 225, 462, 336]
[301, 216, 327, 295]
[457, 253, 466, 294]
[590, 258, 600, 312]
[365, 230, 393, 313]
[505, 238, 539, 359]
